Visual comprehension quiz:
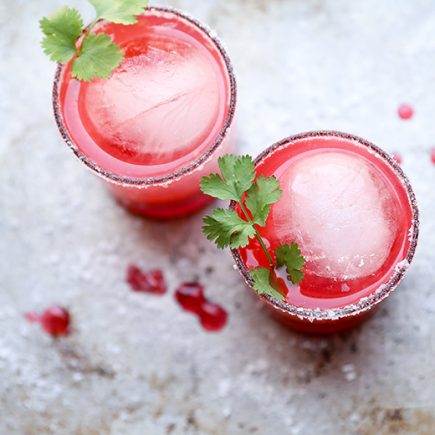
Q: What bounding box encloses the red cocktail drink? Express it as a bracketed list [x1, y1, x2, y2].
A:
[54, 7, 236, 218]
[233, 131, 419, 334]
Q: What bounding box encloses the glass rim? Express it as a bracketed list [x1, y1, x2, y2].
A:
[230, 130, 420, 321]
[52, 6, 237, 187]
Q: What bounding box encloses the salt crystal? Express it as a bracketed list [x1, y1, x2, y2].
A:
[72, 373, 83, 383]
[341, 363, 357, 381]
[218, 379, 231, 397]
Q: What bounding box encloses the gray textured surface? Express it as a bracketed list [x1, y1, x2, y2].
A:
[1, 0, 435, 434]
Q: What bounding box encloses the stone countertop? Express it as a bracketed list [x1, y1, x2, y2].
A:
[1, 0, 435, 434]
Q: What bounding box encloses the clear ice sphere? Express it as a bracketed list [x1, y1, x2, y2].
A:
[80, 36, 221, 164]
[271, 152, 399, 280]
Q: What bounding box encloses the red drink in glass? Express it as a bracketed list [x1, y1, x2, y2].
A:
[233, 131, 419, 334]
[53, 7, 236, 218]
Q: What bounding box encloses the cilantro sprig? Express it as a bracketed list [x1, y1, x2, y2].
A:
[201, 155, 306, 301]
[40, 0, 149, 81]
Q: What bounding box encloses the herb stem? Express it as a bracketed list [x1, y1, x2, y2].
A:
[79, 16, 99, 47]
[238, 201, 275, 269]
[76, 19, 98, 55]
[86, 18, 99, 35]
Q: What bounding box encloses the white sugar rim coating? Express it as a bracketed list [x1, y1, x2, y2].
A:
[231, 131, 419, 322]
[53, 6, 237, 187]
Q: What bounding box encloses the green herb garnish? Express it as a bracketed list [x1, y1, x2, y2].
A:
[40, 0, 149, 81]
[201, 155, 306, 301]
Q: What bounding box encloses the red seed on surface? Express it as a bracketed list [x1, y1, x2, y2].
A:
[175, 282, 206, 313]
[175, 282, 228, 332]
[40, 306, 71, 337]
[127, 264, 166, 294]
[391, 153, 402, 164]
[398, 104, 414, 120]
[199, 302, 228, 332]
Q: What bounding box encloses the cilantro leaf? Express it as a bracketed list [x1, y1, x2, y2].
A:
[72, 34, 123, 81]
[40, 6, 83, 63]
[90, 0, 149, 25]
[201, 155, 256, 202]
[245, 175, 282, 226]
[200, 173, 239, 202]
[40, 1, 150, 82]
[275, 243, 305, 284]
[250, 267, 284, 301]
[202, 209, 255, 249]
[221, 155, 256, 196]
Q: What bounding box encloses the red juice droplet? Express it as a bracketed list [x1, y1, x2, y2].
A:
[431, 148, 435, 164]
[127, 264, 166, 294]
[175, 282, 205, 313]
[24, 312, 40, 323]
[398, 104, 414, 120]
[391, 153, 402, 164]
[199, 302, 228, 332]
[40, 306, 71, 337]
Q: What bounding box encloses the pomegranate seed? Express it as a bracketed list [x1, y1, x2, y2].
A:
[175, 282, 205, 313]
[398, 104, 414, 120]
[127, 264, 166, 294]
[40, 306, 71, 337]
[174, 282, 228, 332]
[391, 153, 402, 164]
[431, 148, 435, 164]
[199, 302, 228, 332]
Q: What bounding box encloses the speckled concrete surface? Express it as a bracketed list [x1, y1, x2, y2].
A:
[1, 0, 435, 434]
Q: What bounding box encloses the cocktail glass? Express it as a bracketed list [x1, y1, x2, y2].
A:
[53, 7, 236, 218]
[232, 131, 419, 334]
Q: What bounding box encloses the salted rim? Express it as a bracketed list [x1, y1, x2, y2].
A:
[52, 6, 237, 186]
[231, 130, 420, 321]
